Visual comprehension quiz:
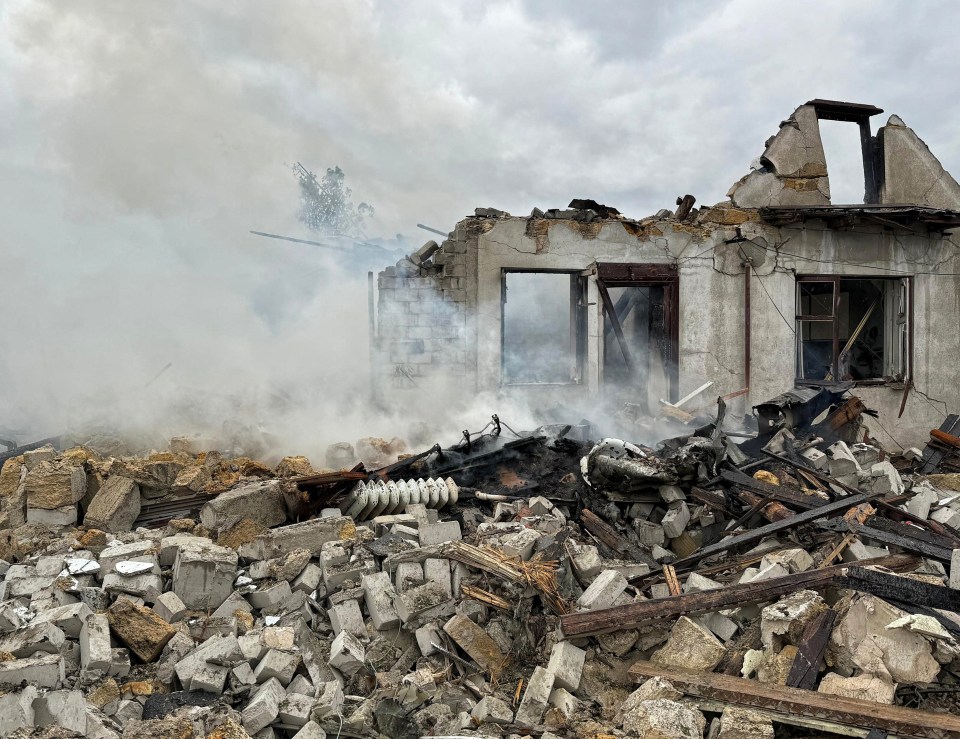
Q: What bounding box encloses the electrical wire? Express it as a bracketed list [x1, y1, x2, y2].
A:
[752, 242, 960, 276]
[754, 270, 796, 335]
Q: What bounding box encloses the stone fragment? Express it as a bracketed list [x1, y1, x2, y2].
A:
[951, 549, 960, 589]
[107, 598, 176, 662]
[328, 631, 365, 676]
[621, 697, 706, 739]
[173, 541, 238, 610]
[0, 687, 37, 736]
[661, 502, 691, 539]
[81, 613, 114, 671]
[0, 654, 64, 688]
[651, 616, 726, 671]
[361, 571, 401, 630]
[27, 504, 78, 525]
[423, 558, 452, 596]
[329, 599, 366, 640]
[292, 722, 328, 739]
[418, 521, 461, 546]
[717, 706, 775, 739]
[279, 692, 314, 727]
[472, 695, 513, 725]
[242, 677, 286, 734]
[34, 689, 87, 734]
[240, 516, 356, 560]
[546, 640, 585, 691]
[254, 649, 301, 686]
[85, 475, 141, 532]
[760, 590, 826, 651]
[153, 591, 187, 623]
[515, 666, 554, 728]
[0, 621, 66, 656]
[443, 614, 507, 675]
[394, 581, 454, 626]
[200, 479, 288, 530]
[23, 460, 86, 509]
[830, 594, 939, 684]
[818, 672, 896, 703]
[576, 570, 628, 611]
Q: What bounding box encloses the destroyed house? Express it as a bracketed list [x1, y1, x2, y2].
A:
[374, 100, 960, 447]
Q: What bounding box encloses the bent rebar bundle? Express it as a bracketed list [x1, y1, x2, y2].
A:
[342, 477, 459, 521]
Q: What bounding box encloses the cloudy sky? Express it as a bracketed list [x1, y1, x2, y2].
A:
[1, 0, 958, 446]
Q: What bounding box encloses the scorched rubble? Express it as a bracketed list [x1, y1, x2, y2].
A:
[0, 396, 959, 737]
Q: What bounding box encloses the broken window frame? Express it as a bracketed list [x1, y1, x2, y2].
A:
[596, 263, 680, 402]
[795, 274, 912, 387]
[499, 268, 587, 387]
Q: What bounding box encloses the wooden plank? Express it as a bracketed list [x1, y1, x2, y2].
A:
[836, 567, 960, 612]
[672, 492, 877, 569]
[817, 519, 955, 563]
[629, 660, 960, 739]
[561, 554, 916, 637]
[690, 486, 728, 513]
[732, 491, 792, 524]
[786, 609, 836, 689]
[721, 468, 828, 510]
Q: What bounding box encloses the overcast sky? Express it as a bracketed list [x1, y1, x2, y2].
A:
[2, 0, 959, 445]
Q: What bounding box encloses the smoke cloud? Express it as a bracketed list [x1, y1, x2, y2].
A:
[1, 1, 959, 459]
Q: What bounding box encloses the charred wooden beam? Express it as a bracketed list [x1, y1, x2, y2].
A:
[720, 468, 827, 510]
[672, 492, 877, 569]
[629, 660, 960, 739]
[689, 486, 728, 513]
[561, 554, 916, 637]
[786, 609, 836, 690]
[836, 566, 960, 612]
[817, 518, 955, 563]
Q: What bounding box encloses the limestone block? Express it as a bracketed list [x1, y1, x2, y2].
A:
[576, 570, 628, 611]
[471, 695, 513, 725]
[546, 640, 585, 692]
[0, 654, 64, 688]
[84, 475, 141, 532]
[361, 571, 400, 630]
[829, 594, 939, 684]
[0, 687, 36, 736]
[621, 698, 706, 739]
[515, 666, 554, 728]
[328, 631, 365, 676]
[717, 706, 775, 739]
[242, 677, 286, 734]
[173, 541, 238, 610]
[106, 598, 175, 662]
[760, 589, 827, 651]
[661, 502, 691, 539]
[34, 689, 87, 734]
[81, 613, 113, 671]
[23, 461, 86, 510]
[443, 614, 507, 675]
[651, 616, 726, 671]
[200, 479, 288, 530]
[818, 672, 896, 704]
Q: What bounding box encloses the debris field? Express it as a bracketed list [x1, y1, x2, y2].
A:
[1, 389, 960, 738]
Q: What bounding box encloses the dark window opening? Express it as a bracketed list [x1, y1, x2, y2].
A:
[595, 263, 679, 410]
[818, 119, 868, 204]
[796, 276, 909, 384]
[501, 271, 585, 385]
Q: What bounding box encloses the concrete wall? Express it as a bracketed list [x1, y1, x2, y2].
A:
[373, 104, 960, 447]
[375, 206, 960, 448]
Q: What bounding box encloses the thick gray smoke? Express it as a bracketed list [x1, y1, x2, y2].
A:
[2, 1, 959, 460]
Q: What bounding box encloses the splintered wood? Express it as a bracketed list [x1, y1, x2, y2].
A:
[445, 541, 569, 615]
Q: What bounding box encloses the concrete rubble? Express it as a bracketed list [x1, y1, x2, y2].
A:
[0, 397, 958, 739]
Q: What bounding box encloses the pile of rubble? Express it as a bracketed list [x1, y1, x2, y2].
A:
[0, 390, 959, 738]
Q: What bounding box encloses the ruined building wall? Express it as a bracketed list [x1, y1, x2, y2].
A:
[373, 101, 960, 447]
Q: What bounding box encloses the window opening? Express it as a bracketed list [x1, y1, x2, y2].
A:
[501, 271, 584, 385]
[796, 276, 909, 383]
[818, 119, 868, 204]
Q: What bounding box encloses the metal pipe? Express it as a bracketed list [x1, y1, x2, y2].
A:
[417, 223, 448, 236]
[368, 271, 376, 403]
[744, 259, 752, 400]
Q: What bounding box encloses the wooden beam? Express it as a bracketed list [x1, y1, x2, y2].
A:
[721, 468, 828, 510]
[786, 609, 836, 689]
[672, 492, 878, 569]
[561, 555, 916, 637]
[629, 660, 960, 739]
